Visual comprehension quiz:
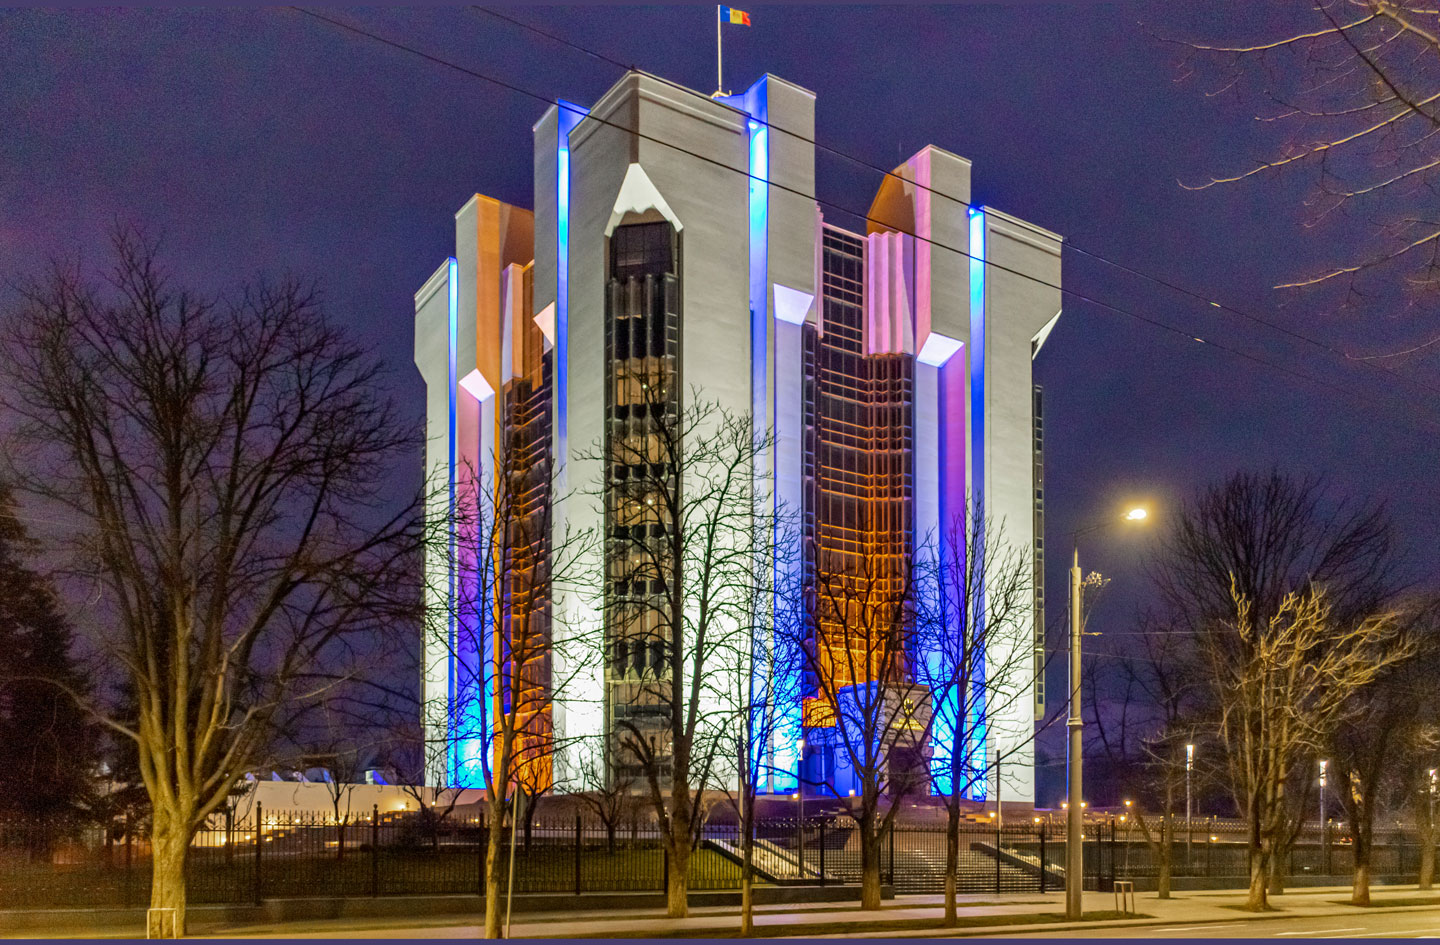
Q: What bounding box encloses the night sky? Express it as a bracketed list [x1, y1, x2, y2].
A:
[4, 3, 1439, 802]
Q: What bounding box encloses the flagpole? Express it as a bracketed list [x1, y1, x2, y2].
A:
[715, 5, 723, 96]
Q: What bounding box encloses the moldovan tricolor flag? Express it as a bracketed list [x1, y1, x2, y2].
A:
[720, 5, 751, 26]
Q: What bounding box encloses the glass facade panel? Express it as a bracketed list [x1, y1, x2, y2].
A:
[603, 222, 681, 785]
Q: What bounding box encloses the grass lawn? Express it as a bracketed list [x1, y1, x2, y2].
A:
[0, 846, 745, 909]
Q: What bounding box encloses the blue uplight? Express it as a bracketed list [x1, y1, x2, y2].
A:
[966, 207, 988, 801]
[555, 101, 587, 466]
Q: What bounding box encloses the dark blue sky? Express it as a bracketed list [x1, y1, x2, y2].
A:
[5, 3, 1439, 801]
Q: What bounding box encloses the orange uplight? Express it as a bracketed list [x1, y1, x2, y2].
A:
[803, 697, 836, 728]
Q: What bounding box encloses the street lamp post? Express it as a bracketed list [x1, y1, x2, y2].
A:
[1067, 547, 1084, 919]
[1319, 759, 1328, 826]
[1066, 505, 1149, 921]
[1319, 759, 1329, 874]
[1429, 768, 1436, 832]
[795, 738, 806, 877]
[1123, 800, 1133, 877]
[1185, 743, 1194, 865]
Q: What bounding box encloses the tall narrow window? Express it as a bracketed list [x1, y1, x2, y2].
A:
[603, 221, 680, 785]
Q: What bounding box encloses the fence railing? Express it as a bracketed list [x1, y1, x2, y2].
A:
[0, 811, 1432, 910]
[1096, 816, 1431, 887]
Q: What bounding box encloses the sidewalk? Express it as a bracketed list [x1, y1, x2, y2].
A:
[171, 885, 1440, 939]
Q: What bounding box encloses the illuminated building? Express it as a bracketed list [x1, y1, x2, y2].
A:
[414, 70, 1061, 803]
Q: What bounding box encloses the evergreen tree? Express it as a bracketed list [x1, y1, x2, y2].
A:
[0, 481, 96, 818]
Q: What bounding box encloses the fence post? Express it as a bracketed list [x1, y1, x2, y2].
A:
[253, 802, 263, 906]
[1109, 821, 1117, 891]
[995, 821, 1002, 894]
[574, 812, 582, 896]
[1039, 827, 1046, 893]
[819, 819, 826, 887]
[796, 816, 804, 879]
[371, 805, 380, 898]
[888, 822, 896, 888]
[663, 843, 669, 896]
[124, 813, 134, 909]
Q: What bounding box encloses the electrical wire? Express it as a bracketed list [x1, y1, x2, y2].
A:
[471, 5, 1440, 404]
[287, 6, 1440, 441]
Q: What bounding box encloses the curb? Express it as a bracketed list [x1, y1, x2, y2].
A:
[850, 899, 1440, 940]
[524, 898, 1440, 940]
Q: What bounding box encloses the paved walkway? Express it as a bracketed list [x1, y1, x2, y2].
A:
[173, 885, 1440, 939]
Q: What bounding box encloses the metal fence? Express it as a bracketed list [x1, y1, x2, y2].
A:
[0, 810, 1085, 909]
[2, 811, 1430, 910]
[1101, 816, 1432, 886]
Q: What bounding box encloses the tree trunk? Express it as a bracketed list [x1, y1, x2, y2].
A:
[1268, 849, 1285, 896]
[523, 797, 536, 852]
[1351, 825, 1372, 906]
[1245, 845, 1268, 911]
[741, 793, 754, 937]
[1421, 817, 1436, 891]
[1352, 862, 1372, 907]
[860, 808, 882, 911]
[666, 833, 689, 918]
[1244, 788, 1268, 912]
[1157, 812, 1172, 900]
[944, 804, 959, 926]
[150, 811, 191, 937]
[605, 821, 616, 856]
[484, 800, 504, 938]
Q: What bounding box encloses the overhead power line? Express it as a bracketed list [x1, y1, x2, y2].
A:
[471, 5, 1440, 406]
[286, 6, 1440, 441]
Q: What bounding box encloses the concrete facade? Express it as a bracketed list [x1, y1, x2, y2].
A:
[413, 70, 1062, 804]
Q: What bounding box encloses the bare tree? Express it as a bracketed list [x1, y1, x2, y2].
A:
[780, 543, 930, 911]
[421, 450, 595, 938]
[584, 391, 771, 919]
[278, 686, 409, 861]
[1181, 1, 1440, 315]
[1092, 611, 1203, 900]
[568, 736, 635, 855]
[1207, 581, 1411, 910]
[1413, 762, 1439, 890]
[1328, 600, 1440, 904]
[912, 507, 1051, 925]
[0, 230, 415, 934]
[393, 729, 464, 851]
[710, 510, 802, 937]
[1151, 469, 1400, 897]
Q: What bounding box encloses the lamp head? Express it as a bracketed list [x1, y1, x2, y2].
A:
[1124, 507, 1148, 522]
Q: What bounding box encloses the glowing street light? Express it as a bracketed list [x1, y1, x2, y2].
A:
[1429, 769, 1437, 831]
[1186, 743, 1195, 862]
[1066, 504, 1152, 919]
